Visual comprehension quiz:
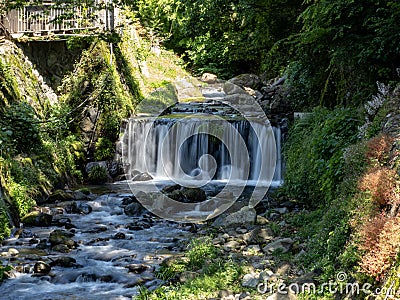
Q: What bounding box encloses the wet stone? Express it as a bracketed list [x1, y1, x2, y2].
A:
[52, 244, 71, 253]
[34, 261, 51, 275]
[21, 212, 53, 227]
[126, 220, 152, 231]
[124, 202, 145, 216]
[113, 232, 126, 239]
[125, 263, 154, 274]
[50, 257, 77, 268]
[121, 195, 137, 206]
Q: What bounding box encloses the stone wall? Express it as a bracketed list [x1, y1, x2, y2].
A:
[17, 40, 83, 92]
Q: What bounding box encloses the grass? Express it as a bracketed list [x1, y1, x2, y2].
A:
[134, 237, 243, 300]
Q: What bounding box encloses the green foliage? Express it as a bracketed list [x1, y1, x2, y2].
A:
[66, 35, 96, 51]
[94, 137, 114, 161]
[0, 57, 21, 105]
[285, 0, 400, 109]
[1, 102, 41, 154]
[0, 208, 11, 241]
[78, 187, 91, 195]
[0, 265, 12, 282]
[6, 180, 36, 217]
[132, 0, 302, 78]
[186, 237, 218, 270]
[283, 107, 361, 206]
[87, 165, 108, 184]
[138, 237, 242, 300]
[59, 39, 135, 158]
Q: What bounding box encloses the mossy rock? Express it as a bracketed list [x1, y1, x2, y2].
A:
[47, 190, 74, 203]
[21, 211, 52, 227]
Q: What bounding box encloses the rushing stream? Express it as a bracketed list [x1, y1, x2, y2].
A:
[0, 185, 192, 300]
[1, 79, 285, 299]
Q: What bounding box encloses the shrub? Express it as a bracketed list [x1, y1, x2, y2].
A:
[359, 214, 400, 281]
[7, 181, 36, 217]
[0, 208, 11, 241]
[94, 137, 115, 161]
[87, 165, 108, 184]
[365, 134, 394, 165]
[186, 237, 218, 270]
[358, 167, 396, 206]
[283, 107, 361, 206]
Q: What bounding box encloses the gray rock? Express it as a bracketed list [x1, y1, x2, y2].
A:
[242, 272, 259, 288]
[275, 207, 289, 214]
[223, 82, 247, 95]
[223, 240, 241, 251]
[107, 161, 123, 178]
[60, 201, 92, 215]
[49, 229, 76, 250]
[113, 232, 126, 239]
[132, 172, 153, 181]
[213, 206, 256, 228]
[161, 184, 181, 194]
[201, 73, 218, 84]
[259, 269, 274, 282]
[124, 202, 145, 216]
[76, 202, 92, 214]
[121, 195, 137, 206]
[34, 261, 51, 274]
[50, 257, 76, 267]
[73, 190, 88, 200]
[266, 292, 297, 300]
[223, 93, 256, 106]
[228, 74, 263, 90]
[168, 189, 184, 201]
[263, 238, 294, 254]
[126, 264, 154, 274]
[52, 244, 72, 253]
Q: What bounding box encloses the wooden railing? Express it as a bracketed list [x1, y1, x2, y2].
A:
[1, 2, 116, 38]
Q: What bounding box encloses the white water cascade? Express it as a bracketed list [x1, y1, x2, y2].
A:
[121, 116, 283, 187]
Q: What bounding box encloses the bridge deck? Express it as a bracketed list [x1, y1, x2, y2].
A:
[0, 2, 115, 39]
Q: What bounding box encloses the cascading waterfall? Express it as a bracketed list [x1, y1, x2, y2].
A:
[122, 116, 283, 186]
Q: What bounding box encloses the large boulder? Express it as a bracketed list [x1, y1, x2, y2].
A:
[124, 202, 146, 216]
[132, 172, 153, 182]
[49, 229, 76, 252]
[181, 187, 207, 202]
[47, 190, 74, 203]
[223, 82, 248, 95]
[228, 74, 263, 90]
[34, 261, 51, 275]
[161, 184, 182, 194]
[212, 206, 256, 228]
[21, 211, 52, 227]
[200, 73, 218, 84]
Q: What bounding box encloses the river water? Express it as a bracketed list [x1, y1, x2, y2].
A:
[0, 184, 193, 300]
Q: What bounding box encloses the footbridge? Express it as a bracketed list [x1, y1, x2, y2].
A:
[0, 0, 117, 40]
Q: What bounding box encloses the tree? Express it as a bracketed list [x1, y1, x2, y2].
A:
[132, 0, 302, 78]
[285, 0, 400, 109]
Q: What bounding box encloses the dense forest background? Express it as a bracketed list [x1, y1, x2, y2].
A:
[130, 0, 400, 109]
